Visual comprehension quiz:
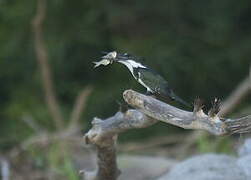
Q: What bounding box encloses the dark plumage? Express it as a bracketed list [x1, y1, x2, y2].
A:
[113, 53, 191, 107]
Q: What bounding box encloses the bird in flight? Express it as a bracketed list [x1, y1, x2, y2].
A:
[93, 51, 191, 107]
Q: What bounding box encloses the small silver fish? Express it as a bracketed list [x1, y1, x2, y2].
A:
[93, 59, 112, 68]
[102, 51, 117, 60]
[93, 51, 117, 68]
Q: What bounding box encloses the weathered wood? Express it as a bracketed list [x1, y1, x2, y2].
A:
[123, 90, 229, 135]
[82, 110, 157, 180]
[82, 89, 251, 180]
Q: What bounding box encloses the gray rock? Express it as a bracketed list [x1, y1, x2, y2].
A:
[238, 139, 251, 157]
[118, 155, 177, 180]
[237, 155, 251, 179]
[158, 154, 247, 180]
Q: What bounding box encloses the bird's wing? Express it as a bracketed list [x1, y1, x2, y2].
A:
[137, 68, 191, 107]
[137, 68, 172, 95]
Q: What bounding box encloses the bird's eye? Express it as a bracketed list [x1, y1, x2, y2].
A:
[123, 53, 130, 57]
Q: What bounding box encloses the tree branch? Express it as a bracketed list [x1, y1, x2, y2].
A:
[124, 90, 224, 135]
[124, 90, 251, 135]
[32, 0, 64, 129]
[69, 86, 93, 128]
[85, 110, 157, 147]
[83, 90, 251, 180]
[82, 110, 157, 180]
[21, 114, 46, 134]
[219, 77, 251, 116]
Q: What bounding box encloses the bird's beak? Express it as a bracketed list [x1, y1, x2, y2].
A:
[100, 51, 129, 62]
[114, 53, 128, 62]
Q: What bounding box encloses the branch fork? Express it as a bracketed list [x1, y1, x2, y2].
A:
[82, 89, 251, 180]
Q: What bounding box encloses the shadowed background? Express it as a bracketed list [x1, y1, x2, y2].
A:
[0, 0, 250, 179]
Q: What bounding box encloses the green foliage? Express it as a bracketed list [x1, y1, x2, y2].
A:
[197, 133, 233, 154]
[48, 144, 79, 180]
[26, 143, 80, 180]
[0, 0, 250, 151]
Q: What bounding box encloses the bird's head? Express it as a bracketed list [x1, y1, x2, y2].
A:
[101, 51, 146, 69]
[113, 52, 146, 68]
[101, 51, 132, 61]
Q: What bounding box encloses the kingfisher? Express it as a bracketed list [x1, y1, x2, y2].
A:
[94, 51, 191, 107]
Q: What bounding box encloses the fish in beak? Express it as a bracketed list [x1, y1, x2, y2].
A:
[93, 51, 117, 68]
[93, 51, 132, 68]
[113, 52, 131, 62]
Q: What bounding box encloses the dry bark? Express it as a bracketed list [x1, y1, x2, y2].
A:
[82, 90, 251, 180]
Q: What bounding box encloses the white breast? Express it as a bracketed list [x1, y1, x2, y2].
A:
[118, 60, 134, 76]
[138, 77, 153, 92]
[118, 60, 152, 92]
[118, 60, 146, 78]
[126, 60, 146, 68]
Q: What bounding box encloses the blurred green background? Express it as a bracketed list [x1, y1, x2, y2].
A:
[0, 0, 251, 178]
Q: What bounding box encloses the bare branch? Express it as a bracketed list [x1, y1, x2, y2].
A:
[21, 114, 46, 134]
[123, 90, 251, 135]
[10, 127, 81, 158]
[69, 86, 93, 128]
[219, 77, 251, 117]
[32, 0, 64, 129]
[82, 110, 157, 180]
[123, 90, 228, 135]
[85, 111, 157, 147]
[225, 115, 251, 134]
[84, 89, 251, 180]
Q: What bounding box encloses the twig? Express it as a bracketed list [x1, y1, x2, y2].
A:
[9, 127, 81, 158]
[21, 114, 46, 133]
[219, 77, 251, 117]
[32, 0, 64, 129]
[69, 86, 93, 128]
